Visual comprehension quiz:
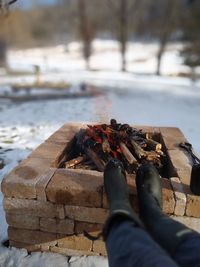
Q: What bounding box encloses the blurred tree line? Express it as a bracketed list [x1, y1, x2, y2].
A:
[0, 0, 199, 76]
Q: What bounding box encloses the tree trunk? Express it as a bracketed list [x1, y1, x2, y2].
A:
[156, 46, 163, 76]
[155, 0, 175, 76]
[156, 35, 168, 76]
[191, 67, 197, 82]
[119, 0, 128, 72]
[78, 0, 92, 70]
[0, 39, 7, 68]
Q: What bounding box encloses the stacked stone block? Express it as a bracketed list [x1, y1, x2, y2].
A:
[1, 123, 200, 256]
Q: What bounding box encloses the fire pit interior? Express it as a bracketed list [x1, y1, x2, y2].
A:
[2, 121, 200, 257]
[57, 120, 172, 179]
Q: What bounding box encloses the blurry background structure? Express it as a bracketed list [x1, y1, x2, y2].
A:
[0, 1, 200, 266]
[0, 0, 199, 77]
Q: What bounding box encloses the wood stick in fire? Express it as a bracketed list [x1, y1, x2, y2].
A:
[146, 138, 162, 152]
[85, 148, 105, 172]
[130, 139, 147, 159]
[119, 142, 138, 165]
[65, 156, 86, 169]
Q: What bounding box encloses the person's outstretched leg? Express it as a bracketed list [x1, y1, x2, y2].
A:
[136, 163, 200, 267]
[103, 159, 179, 267]
[174, 233, 200, 267]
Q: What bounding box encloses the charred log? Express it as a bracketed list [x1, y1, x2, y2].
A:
[85, 148, 105, 172]
[62, 119, 165, 174]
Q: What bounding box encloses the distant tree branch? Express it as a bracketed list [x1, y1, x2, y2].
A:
[8, 0, 17, 4]
[8, 0, 18, 5]
[0, 0, 17, 13]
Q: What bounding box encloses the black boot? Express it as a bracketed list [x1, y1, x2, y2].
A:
[136, 162, 195, 255]
[103, 159, 143, 240]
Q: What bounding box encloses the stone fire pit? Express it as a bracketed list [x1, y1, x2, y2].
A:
[2, 123, 200, 256]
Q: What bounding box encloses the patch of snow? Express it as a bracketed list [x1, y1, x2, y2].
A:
[7, 39, 199, 76]
[0, 39, 200, 266]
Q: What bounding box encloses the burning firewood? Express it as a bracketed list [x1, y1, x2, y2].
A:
[146, 138, 162, 152]
[130, 139, 147, 159]
[85, 148, 105, 172]
[63, 119, 166, 173]
[102, 138, 111, 153]
[64, 156, 86, 169]
[119, 142, 137, 165]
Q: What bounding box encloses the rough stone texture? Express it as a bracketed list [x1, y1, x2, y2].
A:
[102, 192, 109, 210]
[9, 241, 41, 252]
[75, 221, 103, 235]
[168, 150, 192, 171]
[171, 216, 200, 233]
[65, 205, 109, 224]
[56, 205, 65, 220]
[160, 127, 188, 150]
[29, 142, 66, 161]
[40, 218, 74, 234]
[93, 240, 107, 256]
[8, 227, 57, 245]
[6, 214, 40, 230]
[50, 246, 98, 256]
[3, 123, 200, 256]
[1, 157, 51, 199]
[59, 123, 88, 133]
[168, 150, 192, 185]
[176, 169, 192, 187]
[57, 235, 92, 251]
[46, 124, 80, 144]
[4, 198, 60, 218]
[40, 239, 61, 250]
[162, 178, 175, 214]
[186, 195, 200, 218]
[46, 169, 103, 207]
[170, 177, 187, 216]
[36, 168, 56, 201]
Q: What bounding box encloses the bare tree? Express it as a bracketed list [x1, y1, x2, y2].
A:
[106, 0, 139, 72]
[107, 0, 128, 71]
[156, 1, 175, 76]
[181, 0, 200, 81]
[0, 16, 7, 68]
[118, 0, 128, 72]
[0, 0, 18, 68]
[0, 39, 7, 68]
[77, 0, 95, 70]
[147, 0, 181, 75]
[156, 29, 170, 76]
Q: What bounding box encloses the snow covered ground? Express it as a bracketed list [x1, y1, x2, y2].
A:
[0, 40, 200, 266]
[6, 40, 194, 76]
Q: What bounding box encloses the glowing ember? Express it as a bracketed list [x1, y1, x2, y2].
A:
[61, 119, 165, 174]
